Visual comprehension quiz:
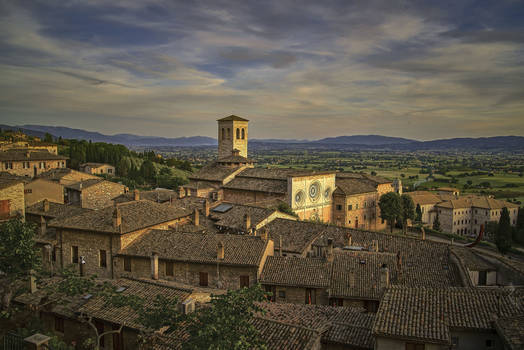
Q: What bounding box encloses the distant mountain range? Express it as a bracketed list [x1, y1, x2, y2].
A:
[1, 124, 523, 151]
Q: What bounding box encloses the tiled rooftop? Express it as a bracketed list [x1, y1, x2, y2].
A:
[0, 150, 67, 161]
[494, 314, 524, 350]
[451, 246, 497, 271]
[223, 176, 288, 194]
[119, 230, 269, 267]
[49, 200, 192, 234]
[373, 287, 524, 344]
[260, 256, 332, 288]
[188, 163, 245, 183]
[25, 200, 92, 219]
[334, 178, 378, 196]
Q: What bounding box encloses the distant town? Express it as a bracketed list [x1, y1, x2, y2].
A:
[1, 116, 523, 350]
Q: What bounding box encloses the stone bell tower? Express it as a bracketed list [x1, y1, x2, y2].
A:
[217, 115, 249, 159]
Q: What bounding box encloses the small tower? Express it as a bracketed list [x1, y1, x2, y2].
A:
[393, 178, 403, 195]
[217, 115, 249, 159]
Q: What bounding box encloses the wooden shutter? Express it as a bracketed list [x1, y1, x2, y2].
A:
[0, 200, 10, 219]
[240, 275, 249, 288]
[199, 272, 208, 286]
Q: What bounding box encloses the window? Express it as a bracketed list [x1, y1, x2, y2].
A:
[24, 189, 32, 194]
[108, 168, 112, 174]
[486, 339, 493, 348]
[199, 272, 208, 286]
[336, 204, 342, 211]
[4, 162, 13, 170]
[241, 128, 245, 139]
[166, 261, 174, 276]
[0, 200, 10, 219]
[54, 316, 65, 333]
[356, 204, 359, 209]
[278, 290, 286, 299]
[124, 257, 131, 272]
[451, 336, 459, 347]
[227, 128, 230, 139]
[221, 128, 225, 139]
[52, 247, 57, 262]
[348, 204, 353, 211]
[236, 128, 240, 139]
[405, 343, 425, 350]
[99, 250, 107, 268]
[240, 275, 249, 288]
[71, 246, 79, 264]
[478, 271, 487, 286]
[305, 289, 316, 304]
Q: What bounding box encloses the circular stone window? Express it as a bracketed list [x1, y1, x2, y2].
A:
[295, 190, 305, 205]
[324, 187, 332, 199]
[308, 181, 321, 201]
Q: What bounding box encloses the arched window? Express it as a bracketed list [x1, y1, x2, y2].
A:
[241, 128, 245, 139]
[221, 128, 225, 140]
[227, 128, 230, 139]
[236, 128, 240, 139]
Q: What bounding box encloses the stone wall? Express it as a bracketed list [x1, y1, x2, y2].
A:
[0, 182, 25, 219]
[2, 159, 66, 178]
[267, 285, 329, 305]
[218, 120, 248, 159]
[223, 188, 286, 204]
[25, 178, 64, 206]
[81, 181, 126, 209]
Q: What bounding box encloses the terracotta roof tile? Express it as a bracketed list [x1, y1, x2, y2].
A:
[494, 314, 524, 350]
[0, 150, 67, 161]
[223, 177, 288, 194]
[119, 230, 269, 266]
[25, 200, 92, 219]
[260, 256, 331, 288]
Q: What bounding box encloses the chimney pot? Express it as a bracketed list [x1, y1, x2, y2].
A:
[151, 252, 159, 280]
[380, 264, 390, 289]
[178, 186, 185, 199]
[134, 189, 140, 201]
[204, 199, 210, 217]
[327, 238, 334, 262]
[193, 208, 200, 226]
[244, 213, 251, 233]
[346, 232, 352, 247]
[217, 241, 225, 260]
[113, 207, 122, 229]
[42, 199, 50, 213]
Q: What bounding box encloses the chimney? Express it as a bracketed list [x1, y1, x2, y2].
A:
[371, 240, 379, 252]
[113, 207, 122, 229]
[133, 189, 140, 201]
[327, 238, 334, 262]
[243, 214, 251, 233]
[193, 208, 200, 226]
[178, 186, 185, 199]
[379, 263, 390, 290]
[30, 270, 37, 293]
[346, 232, 352, 247]
[79, 181, 83, 190]
[421, 227, 426, 241]
[203, 199, 210, 217]
[42, 199, 50, 213]
[40, 216, 46, 236]
[151, 252, 159, 280]
[396, 252, 402, 275]
[217, 241, 225, 260]
[260, 227, 269, 241]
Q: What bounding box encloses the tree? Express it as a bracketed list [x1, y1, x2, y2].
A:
[140, 160, 157, 183]
[432, 212, 441, 231]
[44, 132, 54, 143]
[0, 219, 40, 314]
[277, 202, 298, 218]
[400, 194, 415, 234]
[495, 207, 512, 254]
[182, 285, 267, 350]
[379, 192, 402, 233]
[515, 207, 524, 245]
[415, 204, 423, 223]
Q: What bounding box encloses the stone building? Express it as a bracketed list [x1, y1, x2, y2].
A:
[114, 188, 178, 204]
[407, 191, 519, 236]
[48, 200, 193, 279]
[79, 162, 116, 176]
[0, 149, 67, 177]
[15, 277, 194, 350]
[115, 229, 274, 290]
[0, 172, 64, 206]
[64, 178, 126, 209]
[0, 141, 58, 154]
[332, 173, 393, 230]
[38, 168, 99, 186]
[0, 176, 25, 221]
[373, 287, 524, 350]
[217, 115, 249, 159]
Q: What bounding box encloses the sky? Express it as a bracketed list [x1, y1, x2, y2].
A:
[1, 0, 523, 140]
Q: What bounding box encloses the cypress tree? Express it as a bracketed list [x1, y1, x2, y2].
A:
[495, 207, 512, 254]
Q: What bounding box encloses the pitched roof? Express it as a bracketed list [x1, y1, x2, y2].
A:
[63, 178, 104, 190]
[114, 189, 178, 204]
[337, 172, 391, 185]
[0, 173, 24, 189]
[0, 150, 67, 161]
[217, 115, 249, 121]
[119, 230, 269, 267]
[238, 167, 335, 180]
[49, 200, 192, 234]
[335, 178, 377, 196]
[494, 314, 524, 350]
[80, 162, 113, 168]
[259, 302, 374, 349]
[260, 256, 332, 288]
[330, 251, 398, 300]
[436, 196, 518, 209]
[250, 317, 321, 350]
[25, 200, 92, 219]
[211, 203, 277, 230]
[188, 163, 245, 183]
[265, 219, 325, 254]
[15, 277, 192, 330]
[37, 168, 98, 182]
[406, 191, 444, 205]
[373, 287, 524, 344]
[451, 246, 496, 271]
[223, 177, 288, 194]
[217, 154, 255, 164]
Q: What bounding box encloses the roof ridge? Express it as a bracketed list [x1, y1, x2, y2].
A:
[254, 316, 324, 333]
[121, 277, 193, 293]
